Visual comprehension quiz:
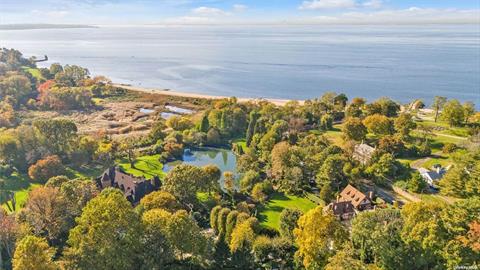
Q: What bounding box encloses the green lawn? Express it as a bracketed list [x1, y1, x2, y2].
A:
[119, 154, 165, 179]
[22, 66, 44, 81]
[1, 172, 40, 213]
[232, 138, 247, 152]
[258, 193, 318, 230]
[422, 155, 451, 168]
[415, 119, 470, 138]
[311, 124, 344, 146]
[66, 164, 107, 179]
[1, 164, 106, 213]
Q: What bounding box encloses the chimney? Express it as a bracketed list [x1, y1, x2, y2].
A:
[368, 191, 374, 200]
[336, 195, 340, 202]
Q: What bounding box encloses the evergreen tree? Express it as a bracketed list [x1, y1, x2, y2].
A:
[199, 113, 210, 133]
[246, 110, 260, 147]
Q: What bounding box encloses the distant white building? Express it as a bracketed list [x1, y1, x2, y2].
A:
[418, 166, 448, 187]
[353, 143, 375, 165]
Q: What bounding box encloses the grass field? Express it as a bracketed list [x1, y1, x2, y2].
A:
[1, 163, 106, 213]
[1, 172, 40, 213]
[119, 154, 165, 179]
[258, 193, 318, 230]
[65, 164, 107, 179]
[415, 119, 470, 138]
[22, 66, 44, 81]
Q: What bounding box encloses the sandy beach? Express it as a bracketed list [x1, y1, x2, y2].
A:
[114, 84, 303, 106]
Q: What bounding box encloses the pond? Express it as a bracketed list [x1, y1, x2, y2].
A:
[163, 147, 239, 189]
[161, 105, 195, 120]
[139, 108, 155, 114]
[165, 105, 194, 115]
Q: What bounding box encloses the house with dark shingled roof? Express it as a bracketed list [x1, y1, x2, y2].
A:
[324, 184, 374, 221]
[95, 167, 161, 204]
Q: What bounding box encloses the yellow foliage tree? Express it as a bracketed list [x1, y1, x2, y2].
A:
[294, 206, 348, 270]
[229, 217, 258, 253]
[13, 235, 57, 270]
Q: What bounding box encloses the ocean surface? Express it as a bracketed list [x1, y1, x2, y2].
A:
[1, 25, 479, 107]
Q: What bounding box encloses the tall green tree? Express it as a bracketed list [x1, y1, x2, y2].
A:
[324, 243, 369, 270]
[59, 179, 99, 218]
[401, 202, 446, 268]
[33, 119, 77, 156]
[432, 96, 447, 122]
[0, 133, 25, 170]
[246, 110, 260, 147]
[198, 113, 210, 133]
[162, 164, 207, 204]
[210, 206, 223, 234]
[145, 209, 210, 263]
[342, 117, 367, 142]
[253, 236, 296, 270]
[139, 190, 181, 212]
[351, 209, 415, 270]
[439, 151, 479, 198]
[140, 209, 175, 268]
[462, 101, 476, 124]
[394, 113, 417, 138]
[12, 235, 58, 270]
[441, 99, 465, 127]
[64, 189, 142, 270]
[279, 208, 303, 241]
[316, 154, 347, 193]
[363, 114, 393, 136]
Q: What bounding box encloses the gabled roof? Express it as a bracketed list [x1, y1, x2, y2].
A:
[418, 167, 446, 181]
[325, 201, 355, 216]
[353, 143, 375, 164]
[96, 167, 161, 204]
[355, 143, 375, 153]
[339, 184, 369, 208]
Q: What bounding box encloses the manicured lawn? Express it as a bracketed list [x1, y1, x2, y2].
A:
[410, 131, 465, 153]
[3, 184, 41, 212]
[119, 154, 165, 179]
[418, 194, 459, 205]
[422, 155, 451, 168]
[2, 164, 106, 213]
[258, 193, 318, 230]
[312, 124, 344, 146]
[22, 66, 44, 81]
[415, 119, 470, 138]
[396, 157, 418, 166]
[66, 164, 107, 179]
[1, 172, 40, 213]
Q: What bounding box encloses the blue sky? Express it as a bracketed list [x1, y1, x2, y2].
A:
[1, 0, 479, 24]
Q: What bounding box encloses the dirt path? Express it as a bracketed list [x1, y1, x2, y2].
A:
[410, 151, 445, 169]
[433, 133, 468, 141]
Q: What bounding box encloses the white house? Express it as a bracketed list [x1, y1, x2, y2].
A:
[418, 166, 448, 187]
[353, 143, 375, 165]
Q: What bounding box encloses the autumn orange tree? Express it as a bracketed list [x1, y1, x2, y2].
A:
[28, 155, 65, 182]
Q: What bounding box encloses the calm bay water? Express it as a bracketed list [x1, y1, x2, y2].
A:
[1, 25, 479, 106]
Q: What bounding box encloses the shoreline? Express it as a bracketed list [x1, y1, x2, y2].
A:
[114, 84, 303, 106]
